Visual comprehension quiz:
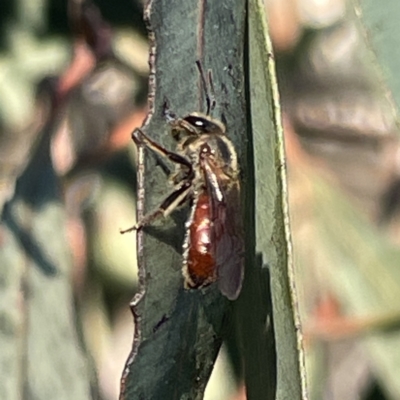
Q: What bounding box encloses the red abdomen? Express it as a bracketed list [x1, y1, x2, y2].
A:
[186, 191, 216, 287]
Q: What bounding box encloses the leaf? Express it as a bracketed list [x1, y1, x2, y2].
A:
[120, 1, 308, 399]
[235, 0, 308, 399]
[0, 128, 92, 400]
[355, 0, 400, 114]
[120, 1, 248, 399]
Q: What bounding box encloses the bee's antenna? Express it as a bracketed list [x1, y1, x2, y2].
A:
[196, 60, 216, 116]
[207, 69, 216, 114]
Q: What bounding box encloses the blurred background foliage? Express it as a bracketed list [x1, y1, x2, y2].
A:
[1, 0, 400, 399]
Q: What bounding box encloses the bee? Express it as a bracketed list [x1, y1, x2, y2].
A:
[122, 61, 244, 300]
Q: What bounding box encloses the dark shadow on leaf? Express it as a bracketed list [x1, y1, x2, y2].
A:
[238, 251, 277, 400]
[141, 207, 189, 253]
[2, 202, 58, 276]
[255, 253, 277, 398]
[201, 285, 231, 336]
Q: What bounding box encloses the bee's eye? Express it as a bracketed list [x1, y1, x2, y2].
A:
[184, 115, 217, 132]
[193, 119, 206, 127]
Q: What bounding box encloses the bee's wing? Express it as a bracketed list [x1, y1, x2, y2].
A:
[201, 159, 244, 300]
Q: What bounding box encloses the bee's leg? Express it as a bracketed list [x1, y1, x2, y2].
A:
[133, 129, 193, 176]
[120, 181, 192, 234]
[121, 128, 193, 234]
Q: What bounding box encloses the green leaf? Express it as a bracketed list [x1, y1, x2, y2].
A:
[356, 0, 400, 114]
[236, 0, 307, 399]
[120, 1, 248, 399]
[0, 129, 92, 400]
[120, 1, 308, 399]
